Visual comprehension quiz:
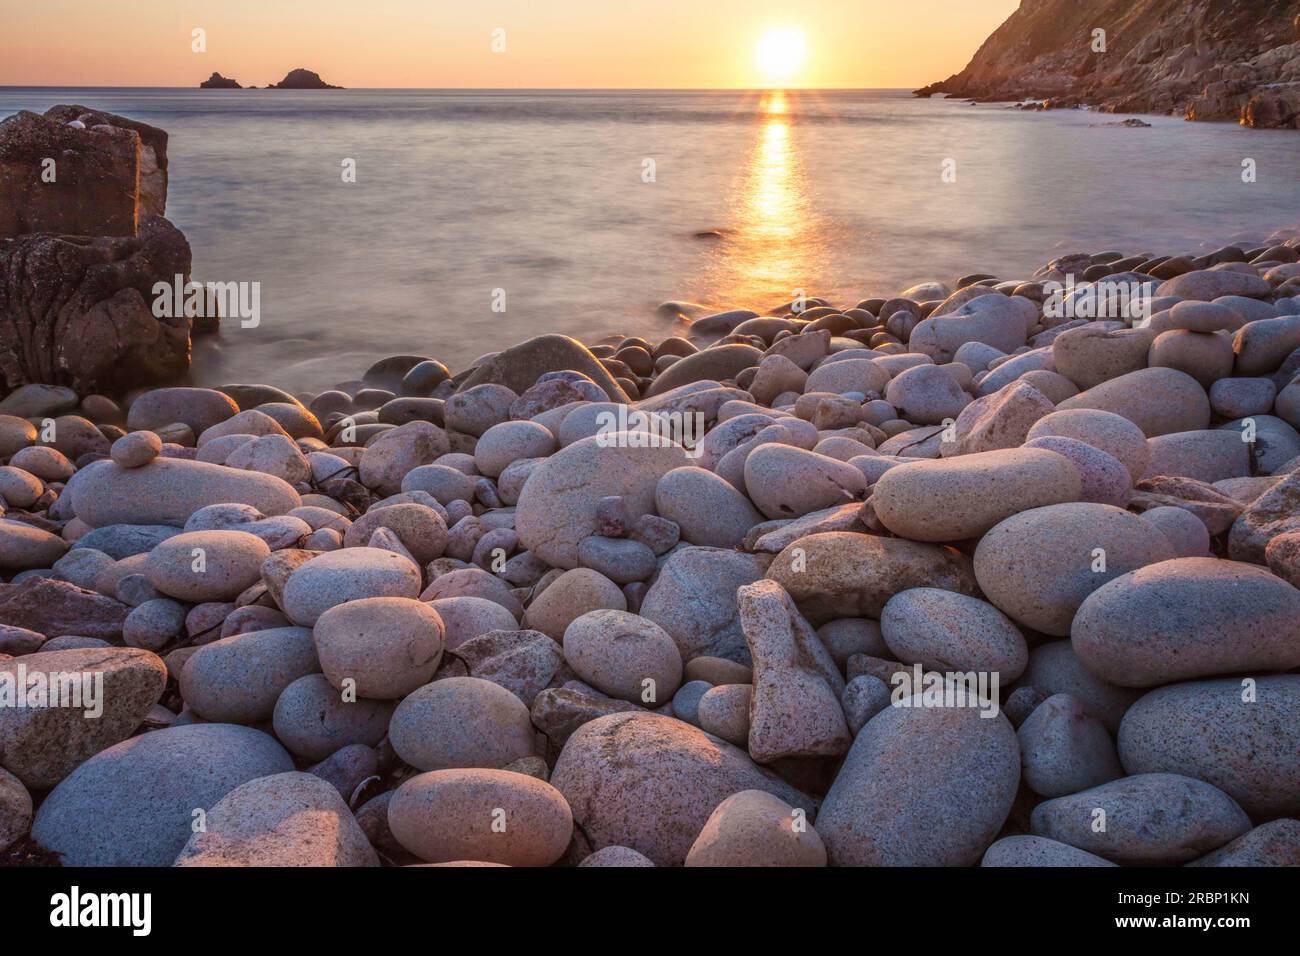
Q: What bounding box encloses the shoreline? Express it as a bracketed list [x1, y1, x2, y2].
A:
[4, 231, 1300, 867]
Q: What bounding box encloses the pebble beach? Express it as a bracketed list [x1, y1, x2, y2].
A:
[3, 235, 1300, 868]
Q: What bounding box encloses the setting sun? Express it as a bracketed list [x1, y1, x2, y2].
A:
[755, 27, 807, 84]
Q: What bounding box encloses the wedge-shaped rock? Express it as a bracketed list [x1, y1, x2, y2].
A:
[0, 647, 166, 788]
[738, 580, 849, 763]
[174, 772, 378, 867]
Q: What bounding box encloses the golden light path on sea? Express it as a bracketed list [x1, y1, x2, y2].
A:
[723, 90, 820, 311]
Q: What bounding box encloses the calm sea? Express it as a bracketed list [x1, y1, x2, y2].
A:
[3, 88, 1299, 393]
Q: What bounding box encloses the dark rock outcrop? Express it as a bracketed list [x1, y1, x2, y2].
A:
[269, 69, 342, 90]
[200, 72, 243, 89]
[916, 0, 1300, 129]
[0, 216, 193, 394]
[0, 107, 169, 238]
[41, 106, 168, 222]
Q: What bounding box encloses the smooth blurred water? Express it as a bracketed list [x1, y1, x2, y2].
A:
[3, 88, 1298, 393]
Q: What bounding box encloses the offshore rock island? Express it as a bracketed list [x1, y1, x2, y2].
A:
[198, 69, 343, 90]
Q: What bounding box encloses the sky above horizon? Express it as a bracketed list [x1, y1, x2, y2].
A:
[1, 0, 1019, 89]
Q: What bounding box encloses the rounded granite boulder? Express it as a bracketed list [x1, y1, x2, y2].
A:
[388, 676, 536, 771]
[515, 432, 687, 569]
[1017, 693, 1122, 798]
[0, 519, 69, 571]
[313, 596, 444, 699]
[179, 626, 320, 723]
[271, 673, 396, 762]
[144, 529, 270, 602]
[980, 835, 1116, 867]
[388, 768, 572, 866]
[816, 697, 1020, 866]
[654, 466, 763, 549]
[880, 588, 1027, 682]
[1117, 675, 1300, 818]
[973, 503, 1175, 637]
[66, 458, 300, 528]
[872, 448, 1081, 542]
[1072, 558, 1300, 687]
[1030, 773, 1251, 865]
[685, 789, 826, 867]
[1025, 407, 1150, 482]
[1057, 367, 1211, 438]
[562, 609, 683, 704]
[550, 712, 813, 866]
[280, 548, 422, 626]
[174, 771, 378, 866]
[31, 723, 294, 866]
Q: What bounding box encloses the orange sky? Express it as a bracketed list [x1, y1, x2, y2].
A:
[0, 0, 1018, 88]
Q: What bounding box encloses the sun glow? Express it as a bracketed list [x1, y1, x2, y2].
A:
[754, 27, 807, 84]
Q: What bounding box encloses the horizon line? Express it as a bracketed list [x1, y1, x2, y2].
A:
[0, 85, 922, 93]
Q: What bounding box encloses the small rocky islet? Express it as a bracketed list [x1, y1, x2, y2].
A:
[3, 106, 1300, 868]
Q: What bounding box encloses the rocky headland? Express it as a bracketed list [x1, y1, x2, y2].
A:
[916, 0, 1300, 129]
[1, 107, 1299, 868]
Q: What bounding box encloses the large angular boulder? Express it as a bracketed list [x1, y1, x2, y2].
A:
[766, 532, 978, 625]
[0, 106, 168, 238]
[0, 647, 166, 789]
[0, 216, 192, 394]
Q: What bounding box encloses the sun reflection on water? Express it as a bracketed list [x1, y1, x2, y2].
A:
[705, 90, 822, 311]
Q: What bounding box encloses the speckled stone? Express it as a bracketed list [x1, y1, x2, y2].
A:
[1118, 675, 1300, 819]
[872, 448, 1081, 542]
[388, 768, 572, 866]
[1187, 820, 1300, 867]
[174, 771, 378, 866]
[32, 723, 294, 866]
[817, 697, 1019, 866]
[388, 676, 536, 771]
[550, 712, 813, 866]
[685, 789, 826, 867]
[881, 587, 1027, 682]
[980, 835, 1116, 867]
[767, 532, 978, 626]
[1030, 773, 1251, 866]
[1072, 558, 1300, 687]
[973, 503, 1174, 636]
[1017, 693, 1122, 798]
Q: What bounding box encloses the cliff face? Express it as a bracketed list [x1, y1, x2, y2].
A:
[916, 0, 1300, 128]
